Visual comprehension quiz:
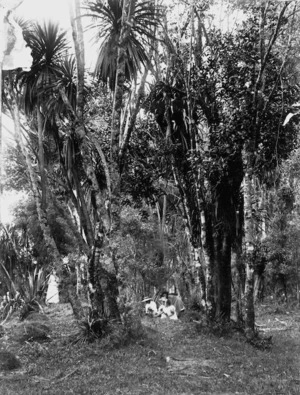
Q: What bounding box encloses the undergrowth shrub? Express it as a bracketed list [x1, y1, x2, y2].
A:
[0, 351, 21, 371]
[72, 303, 146, 348]
[18, 322, 51, 343]
[71, 315, 108, 344]
[101, 309, 145, 349]
[181, 309, 203, 322]
[195, 313, 244, 338]
[247, 330, 273, 351]
[188, 290, 203, 311]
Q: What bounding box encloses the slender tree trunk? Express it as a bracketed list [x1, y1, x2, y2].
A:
[37, 107, 47, 210]
[111, 0, 136, 159]
[232, 238, 244, 324]
[216, 230, 231, 320]
[69, 0, 85, 122]
[66, 281, 85, 321]
[296, 248, 299, 306]
[119, 63, 150, 166]
[200, 209, 215, 319]
[243, 165, 256, 339]
[88, 223, 120, 321]
[72, 170, 94, 247]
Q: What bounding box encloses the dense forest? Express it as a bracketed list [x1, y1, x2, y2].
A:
[1, 0, 300, 344]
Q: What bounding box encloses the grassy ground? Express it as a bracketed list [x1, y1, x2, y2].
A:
[0, 302, 300, 395]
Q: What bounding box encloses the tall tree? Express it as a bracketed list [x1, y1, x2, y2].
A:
[86, 0, 160, 159]
[18, 21, 69, 210]
[242, 1, 298, 337]
[65, 0, 162, 326]
[146, 0, 300, 328]
[0, 0, 32, 224]
[69, 0, 121, 324]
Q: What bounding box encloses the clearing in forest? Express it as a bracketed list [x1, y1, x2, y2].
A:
[0, 303, 300, 394]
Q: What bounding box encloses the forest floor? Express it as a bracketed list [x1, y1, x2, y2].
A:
[0, 301, 300, 394]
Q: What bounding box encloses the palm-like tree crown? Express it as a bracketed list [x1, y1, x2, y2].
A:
[86, 0, 161, 88]
[18, 21, 70, 114]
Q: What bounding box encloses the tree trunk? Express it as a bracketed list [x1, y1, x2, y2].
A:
[66, 282, 85, 321]
[37, 107, 47, 210]
[70, 0, 121, 323]
[254, 273, 264, 302]
[88, 222, 120, 321]
[200, 209, 215, 320]
[72, 169, 94, 247]
[216, 230, 231, 321]
[243, 166, 256, 339]
[232, 238, 244, 324]
[11, 98, 61, 265]
[210, 224, 232, 322]
[119, 59, 151, 167]
[69, 0, 85, 122]
[111, 0, 136, 159]
[51, 120, 94, 248]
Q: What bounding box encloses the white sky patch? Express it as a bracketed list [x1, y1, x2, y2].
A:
[15, 0, 97, 69]
[16, 0, 71, 27]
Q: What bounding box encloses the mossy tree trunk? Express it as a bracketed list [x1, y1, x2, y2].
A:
[70, 0, 121, 323]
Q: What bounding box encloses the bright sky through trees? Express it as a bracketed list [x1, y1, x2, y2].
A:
[1, 0, 92, 225]
[16, 0, 97, 68]
[0, 0, 243, 225]
[16, 0, 71, 26]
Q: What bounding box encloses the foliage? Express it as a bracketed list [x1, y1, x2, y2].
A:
[18, 21, 70, 113]
[0, 266, 46, 323]
[85, 0, 161, 87]
[0, 292, 24, 324]
[0, 195, 83, 314]
[10, 197, 81, 261]
[18, 267, 46, 320]
[2, 0, 300, 332]
[3, 145, 30, 192]
[72, 316, 108, 344]
[264, 190, 300, 299]
[72, 301, 144, 347]
[102, 307, 144, 348]
[122, 114, 173, 202]
[143, 1, 300, 322]
[111, 203, 178, 300]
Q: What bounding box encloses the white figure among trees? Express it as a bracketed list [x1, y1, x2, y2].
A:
[46, 270, 60, 304]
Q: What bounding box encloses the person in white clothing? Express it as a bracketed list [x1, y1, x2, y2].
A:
[165, 299, 178, 320]
[157, 297, 168, 318]
[46, 270, 60, 305]
[142, 297, 157, 316]
[157, 297, 178, 320]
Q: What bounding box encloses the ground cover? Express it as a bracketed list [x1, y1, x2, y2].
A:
[0, 303, 299, 394]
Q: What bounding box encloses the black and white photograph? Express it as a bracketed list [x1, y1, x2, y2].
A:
[0, 0, 300, 394]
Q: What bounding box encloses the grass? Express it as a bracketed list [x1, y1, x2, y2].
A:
[0, 302, 300, 394]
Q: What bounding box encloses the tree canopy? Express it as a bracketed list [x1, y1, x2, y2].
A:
[1, 0, 300, 340]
